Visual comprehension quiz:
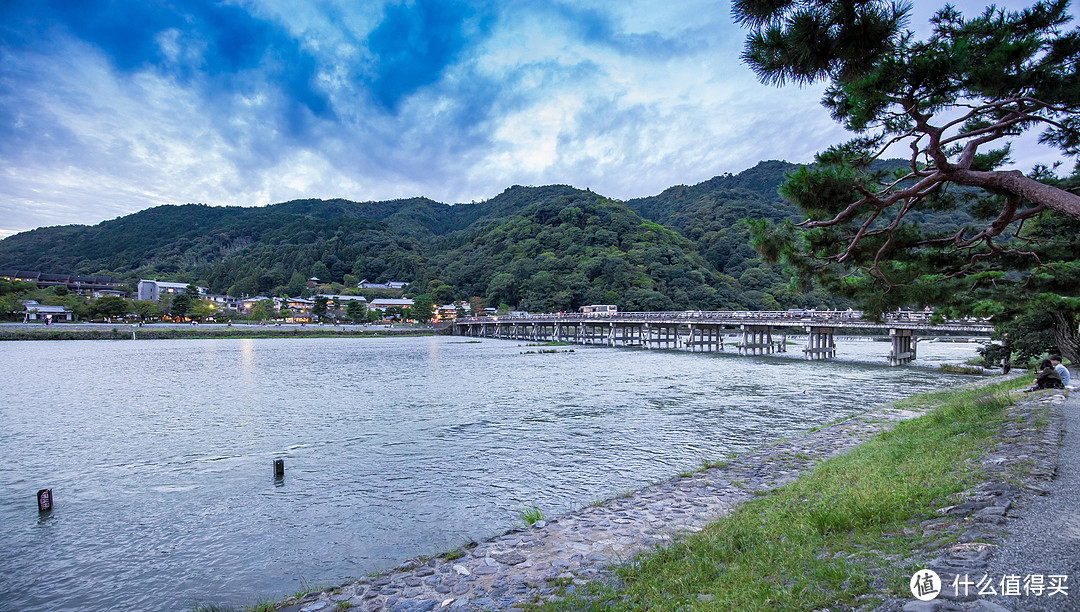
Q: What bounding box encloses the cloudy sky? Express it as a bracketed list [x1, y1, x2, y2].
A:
[0, 0, 1073, 237]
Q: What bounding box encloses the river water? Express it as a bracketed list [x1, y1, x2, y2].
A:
[0, 335, 982, 611]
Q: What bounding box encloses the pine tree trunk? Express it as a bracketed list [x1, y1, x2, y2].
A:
[1049, 311, 1080, 366]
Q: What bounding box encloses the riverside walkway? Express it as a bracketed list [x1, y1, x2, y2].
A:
[454, 310, 994, 366]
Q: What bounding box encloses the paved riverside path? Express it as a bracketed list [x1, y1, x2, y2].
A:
[975, 391, 1080, 612]
[279, 399, 938, 612]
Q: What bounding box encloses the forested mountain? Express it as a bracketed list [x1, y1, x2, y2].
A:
[625, 160, 819, 309]
[0, 161, 864, 311]
[421, 191, 743, 312]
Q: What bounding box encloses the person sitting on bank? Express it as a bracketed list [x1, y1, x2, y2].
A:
[1027, 358, 1064, 391]
[1050, 355, 1071, 387]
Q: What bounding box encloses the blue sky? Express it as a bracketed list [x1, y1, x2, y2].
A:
[0, 0, 1074, 238]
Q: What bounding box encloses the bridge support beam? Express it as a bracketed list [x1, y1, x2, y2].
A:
[739, 325, 774, 355]
[804, 326, 836, 360]
[686, 324, 725, 352]
[643, 323, 680, 349]
[608, 323, 641, 347]
[888, 329, 917, 366]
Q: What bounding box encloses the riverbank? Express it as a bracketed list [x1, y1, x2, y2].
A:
[539, 376, 1066, 611]
[0, 322, 446, 341]
[249, 375, 1054, 612]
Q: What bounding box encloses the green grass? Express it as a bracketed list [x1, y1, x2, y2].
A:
[519, 504, 545, 525]
[536, 376, 1029, 611]
[939, 363, 985, 375]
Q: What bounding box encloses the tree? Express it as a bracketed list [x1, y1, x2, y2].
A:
[131, 300, 159, 322]
[170, 293, 192, 320]
[249, 299, 277, 321]
[312, 295, 329, 321]
[738, 0, 1080, 346]
[410, 294, 434, 322]
[982, 302, 1080, 367]
[92, 295, 130, 320]
[345, 299, 367, 322]
[286, 271, 307, 296]
[469, 296, 485, 317]
[187, 299, 217, 322]
[431, 283, 455, 305]
[184, 284, 200, 298]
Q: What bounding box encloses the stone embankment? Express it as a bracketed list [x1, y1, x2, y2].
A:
[277, 392, 950, 612]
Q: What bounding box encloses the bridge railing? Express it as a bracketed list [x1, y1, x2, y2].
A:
[454, 310, 992, 328]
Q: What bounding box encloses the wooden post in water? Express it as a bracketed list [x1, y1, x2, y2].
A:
[888, 329, 915, 366]
[273, 459, 285, 478]
[804, 326, 836, 360]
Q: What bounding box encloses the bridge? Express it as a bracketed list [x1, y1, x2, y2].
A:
[453, 310, 995, 366]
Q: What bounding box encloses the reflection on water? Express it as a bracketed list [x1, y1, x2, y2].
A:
[0, 335, 981, 611]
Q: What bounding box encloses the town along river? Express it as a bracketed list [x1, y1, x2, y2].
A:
[0, 335, 982, 611]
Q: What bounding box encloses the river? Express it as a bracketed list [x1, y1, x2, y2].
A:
[0, 335, 982, 611]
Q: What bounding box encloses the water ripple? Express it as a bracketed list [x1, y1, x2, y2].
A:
[0, 335, 980, 611]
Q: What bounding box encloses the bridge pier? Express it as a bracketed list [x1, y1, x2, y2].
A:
[888, 329, 917, 366]
[609, 323, 641, 347]
[686, 324, 725, 352]
[804, 326, 836, 360]
[738, 325, 774, 355]
[643, 323, 680, 349]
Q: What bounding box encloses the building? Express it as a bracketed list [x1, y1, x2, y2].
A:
[435, 304, 459, 321]
[357, 279, 408, 290]
[19, 300, 73, 322]
[203, 294, 243, 311]
[137, 279, 206, 301]
[434, 302, 470, 322]
[240, 297, 272, 315]
[282, 297, 313, 315]
[1, 269, 125, 294]
[366, 298, 414, 312]
[316, 294, 368, 306]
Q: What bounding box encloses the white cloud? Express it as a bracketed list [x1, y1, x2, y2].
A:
[0, 0, 1075, 238]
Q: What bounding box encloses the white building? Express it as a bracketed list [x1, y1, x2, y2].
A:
[366, 298, 414, 312]
[137, 279, 206, 301]
[316, 294, 368, 305]
[19, 300, 73, 322]
[357, 279, 408, 290]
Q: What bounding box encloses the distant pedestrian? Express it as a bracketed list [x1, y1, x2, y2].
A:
[1050, 355, 1071, 387]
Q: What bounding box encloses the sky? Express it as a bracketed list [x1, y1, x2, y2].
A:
[1, 0, 1075, 238]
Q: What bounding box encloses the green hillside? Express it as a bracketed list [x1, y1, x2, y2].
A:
[0, 161, 861, 311]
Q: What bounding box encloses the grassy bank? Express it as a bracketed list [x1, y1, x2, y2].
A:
[0, 327, 440, 341]
[541, 376, 1031, 611]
